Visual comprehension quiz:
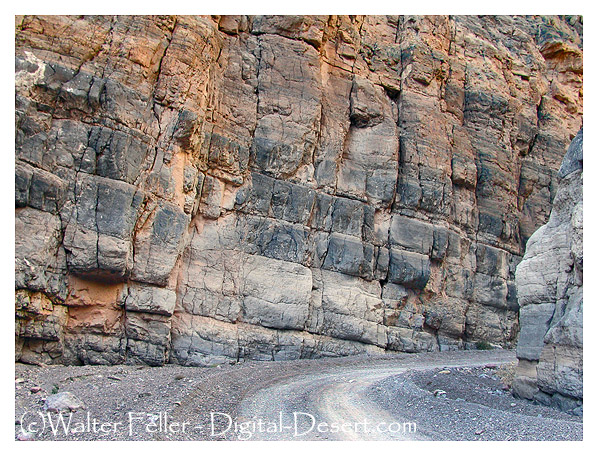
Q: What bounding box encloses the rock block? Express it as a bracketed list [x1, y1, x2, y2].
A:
[388, 249, 431, 290]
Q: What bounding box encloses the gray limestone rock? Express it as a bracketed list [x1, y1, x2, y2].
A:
[388, 249, 431, 290]
[322, 233, 374, 279]
[558, 128, 583, 178]
[389, 215, 434, 255]
[240, 254, 312, 331]
[349, 76, 385, 128]
[14, 16, 583, 368]
[125, 312, 172, 366]
[131, 201, 189, 286]
[516, 302, 555, 361]
[271, 180, 315, 224]
[62, 175, 143, 279]
[124, 283, 177, 316]
[513, 129, 583, 413]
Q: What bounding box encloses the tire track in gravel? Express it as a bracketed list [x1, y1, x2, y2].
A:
[236, 355, 517, 440]
[162, 349, 516, 441]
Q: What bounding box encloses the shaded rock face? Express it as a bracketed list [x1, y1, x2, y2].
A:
[513, 129, 583, 415]
[15, 15, 583, 366]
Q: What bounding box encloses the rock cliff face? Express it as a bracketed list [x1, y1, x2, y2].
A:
[513, 129, 583, 414]
[15, 15, 583, 366]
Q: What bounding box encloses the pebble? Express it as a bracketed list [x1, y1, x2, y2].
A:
[30, 386, 41, 393]
[44, 392, 85, 413]
[438, 370, 451, 374]
[17, 431, 35, 441]
[475, 429, 484, 435]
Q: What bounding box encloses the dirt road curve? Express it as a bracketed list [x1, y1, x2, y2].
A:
[15, 350, 583, 441]
[234, 350, 511, 440]
[237, 364, 430, 440]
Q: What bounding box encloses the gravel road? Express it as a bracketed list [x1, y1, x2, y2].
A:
[15, 349, 582, 441]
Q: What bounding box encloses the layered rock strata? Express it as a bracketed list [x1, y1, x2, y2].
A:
[15, 15, 582, 366]
[513, 129, 583, 415]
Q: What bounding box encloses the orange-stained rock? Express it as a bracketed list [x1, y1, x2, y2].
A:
[66, 303, 123, 334]
[65, 276, 125, 307]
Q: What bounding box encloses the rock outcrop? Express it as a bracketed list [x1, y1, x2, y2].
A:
[513, 129, 583, 414]
[15, 15, 583, 366]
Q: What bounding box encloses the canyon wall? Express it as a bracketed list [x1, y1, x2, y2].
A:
[513, 129, 583, 414]
[15, 15, 583, 365]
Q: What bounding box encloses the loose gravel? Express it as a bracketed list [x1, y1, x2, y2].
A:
[367, 365, 582, 440]
[14, 349, 582, 441]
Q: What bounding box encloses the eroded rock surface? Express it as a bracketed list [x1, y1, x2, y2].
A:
[15, 15, 583, 366]
[513, 129, 583, 415]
